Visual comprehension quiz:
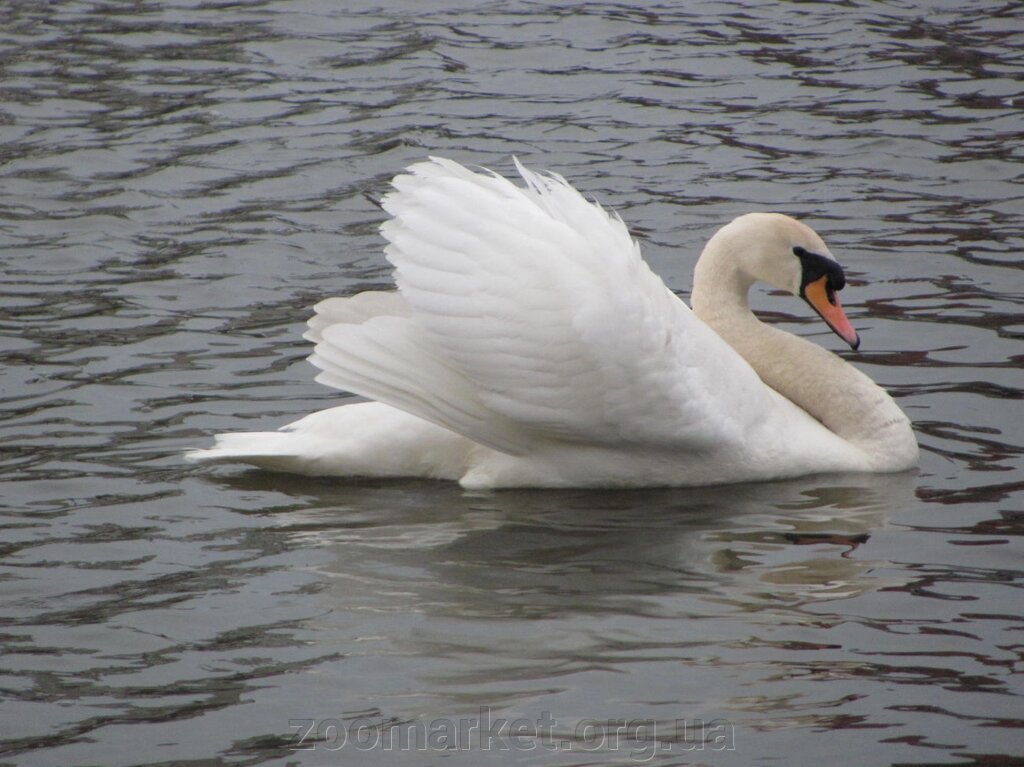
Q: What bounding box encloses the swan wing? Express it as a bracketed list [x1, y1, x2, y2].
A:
[324, 156, 769, 454]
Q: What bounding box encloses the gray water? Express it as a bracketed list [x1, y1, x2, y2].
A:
[2, 1, 1022, 765]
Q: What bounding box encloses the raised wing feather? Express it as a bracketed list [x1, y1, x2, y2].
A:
[307, 314, 532, 455]
[370, 157, 769, 451]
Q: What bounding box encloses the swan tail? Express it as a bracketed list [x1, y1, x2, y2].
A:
[186, 285, 529, 477]
[185, 402, 474, 479]
[184, 431, 321, 473]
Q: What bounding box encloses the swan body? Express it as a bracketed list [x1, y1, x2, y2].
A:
[187, 158, 918, 488]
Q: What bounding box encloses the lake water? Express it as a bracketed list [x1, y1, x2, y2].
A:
[1, 1, 1022, 765]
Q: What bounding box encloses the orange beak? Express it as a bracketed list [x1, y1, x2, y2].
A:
[803, 275, 860, 350]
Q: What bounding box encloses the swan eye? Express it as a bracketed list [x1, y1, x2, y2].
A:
[793, 246, 846, 296]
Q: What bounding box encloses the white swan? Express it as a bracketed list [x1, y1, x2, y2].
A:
[186, 157, 918, 489]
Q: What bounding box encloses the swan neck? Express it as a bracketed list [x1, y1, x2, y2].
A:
[691, 237, 754, 322]
[690, 237, 916, 470]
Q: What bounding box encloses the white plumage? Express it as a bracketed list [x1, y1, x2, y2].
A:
[187, 157, 918, 488]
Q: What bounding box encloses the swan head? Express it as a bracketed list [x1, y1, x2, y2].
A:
[700, 212, 861, 350]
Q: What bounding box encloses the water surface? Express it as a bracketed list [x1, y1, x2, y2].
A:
[1, 1, 1022, 765]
